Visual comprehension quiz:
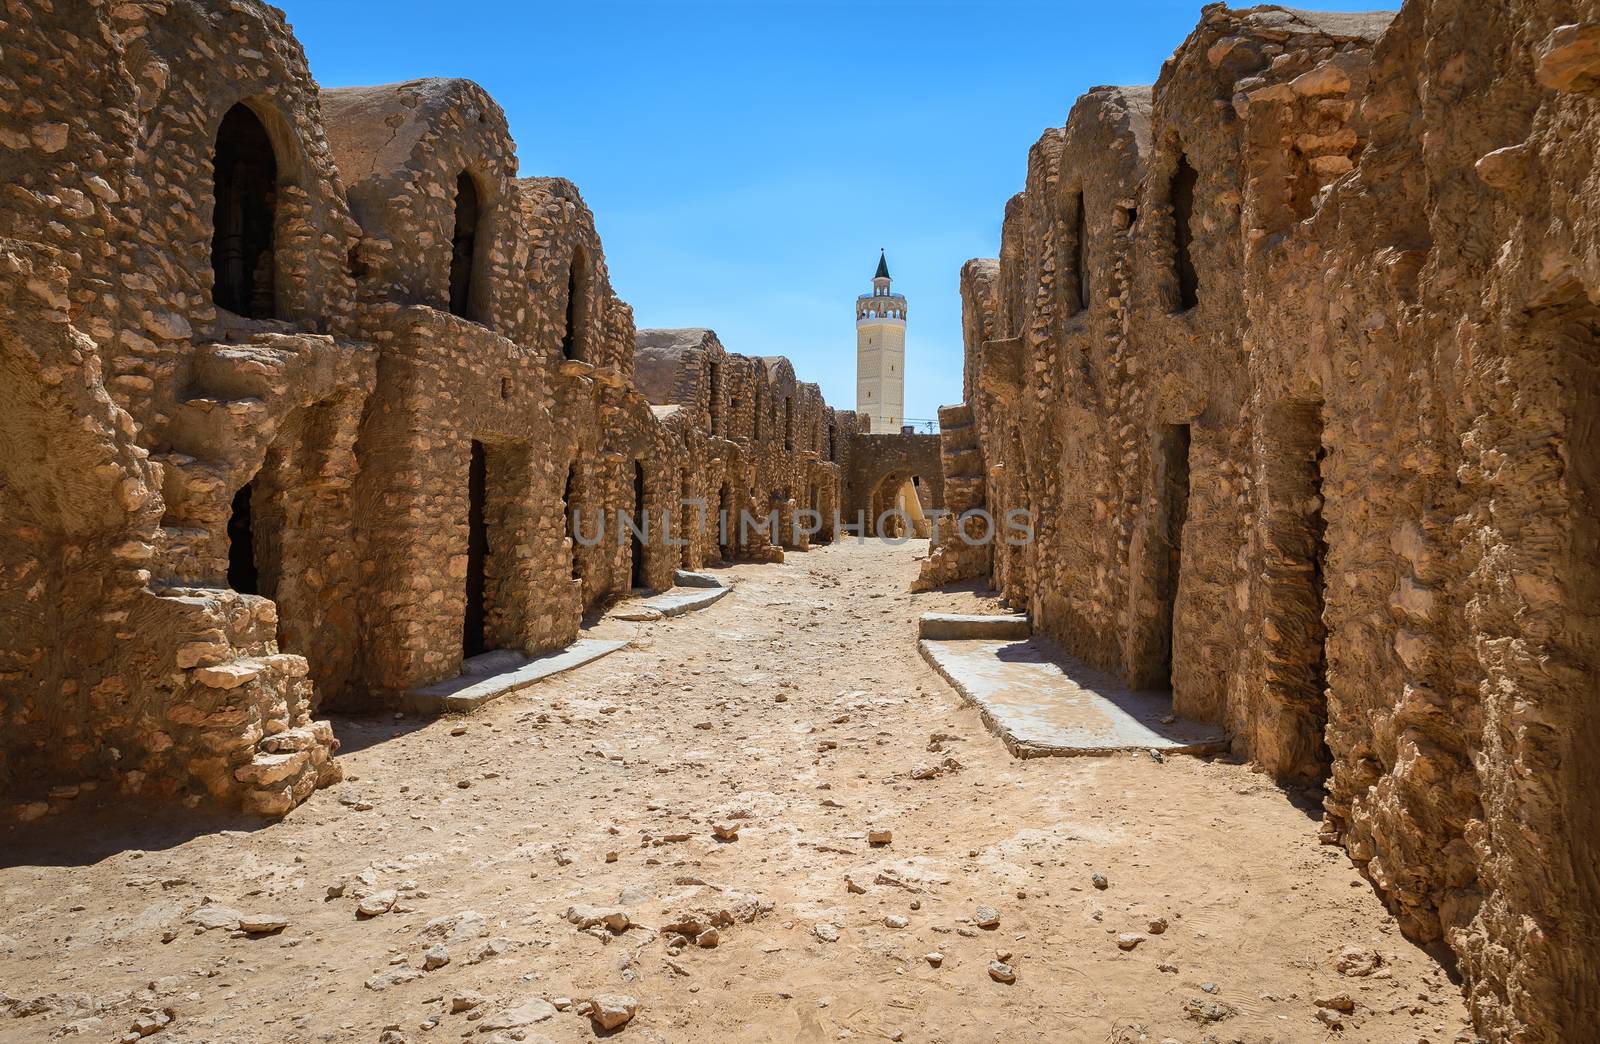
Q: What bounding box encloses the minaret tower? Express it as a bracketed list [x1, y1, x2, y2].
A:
[856, 250, 906, 433]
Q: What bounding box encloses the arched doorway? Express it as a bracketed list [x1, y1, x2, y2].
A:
[869, 469, 930, 538]
[211, 103, 278, 319]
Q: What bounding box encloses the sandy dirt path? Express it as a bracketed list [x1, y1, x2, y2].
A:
[1, 540, 1474, 1043]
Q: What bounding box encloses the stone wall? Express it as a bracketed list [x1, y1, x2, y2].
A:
[843, 432, 945, 537]
[0, 0, 882, 818]
[935, 3, 1600, 1039]
[635, 330, 869, 551]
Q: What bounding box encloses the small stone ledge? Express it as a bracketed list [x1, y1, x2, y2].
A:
[610, 578, 732, 621]
[403, 639, 629, 715]
[917, 612, 1032, 641]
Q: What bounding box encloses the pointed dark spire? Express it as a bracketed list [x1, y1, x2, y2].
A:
[874, 249, 890, 281]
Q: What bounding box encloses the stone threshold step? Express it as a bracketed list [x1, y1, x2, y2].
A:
[919, 635, 1229, 758]
[917, 612, 1032, 641]
[404, 639, 628, 715]
[611, 579, 732, 621]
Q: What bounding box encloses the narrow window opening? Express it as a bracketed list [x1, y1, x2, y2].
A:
[784, 397, 794, 450]
[561, 248, 587, 360]
[227, 480, 259, 595]
[449, 172, 480, 321]
[500, 376, 513, 400]
[827, 424, 836, 461]
[1172, 155, 1199, 312]
[211, 103, 278, 319]
[463, 439, 489, 658]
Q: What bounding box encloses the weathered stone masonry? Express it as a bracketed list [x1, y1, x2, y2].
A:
[924, 3, 1600, 1039]
[0, 1, 899, 817]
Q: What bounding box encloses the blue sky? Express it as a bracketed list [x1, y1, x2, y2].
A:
[289, 0, 1394, 421]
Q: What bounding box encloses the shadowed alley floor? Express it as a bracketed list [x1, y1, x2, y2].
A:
[0, 541, 1472, 1043]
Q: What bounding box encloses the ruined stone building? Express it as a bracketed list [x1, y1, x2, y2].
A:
[0, 0, 927, 820]
[920, 2, 1600, 1038]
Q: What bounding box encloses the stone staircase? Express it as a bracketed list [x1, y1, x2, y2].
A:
[914, 403, 992, 590]
[142, 584, 340, 816]
[139, 335, 361, 814]
[152, 342, 287, 584]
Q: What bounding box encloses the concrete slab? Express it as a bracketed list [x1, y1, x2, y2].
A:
[919, 637, 1229, 758]
[917, 612, 1032, 641]
[404, 639, 628, 715]
[673, 570, 724, 588]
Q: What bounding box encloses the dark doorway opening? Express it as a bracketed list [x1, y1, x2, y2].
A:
[211, 103, 278, 319]
[449, 172, 480, 321]
[1307, 439, 1331, 776]
[1073, 190, 1090, 314]
[463, 439, 489, 658]
[564, 463, 583, 582]
[719, 483, 735, 560]
[1172, 154, 1199, 312]
[1155, 424, 1192, 688]
[227, 480, 259, 595]
[1272, 403, 1333, 779]
[631, 461, 648, 590]
[680, 468, 694, 567]
[562, 248, 586, 360]
[784, 396, 794, 450]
